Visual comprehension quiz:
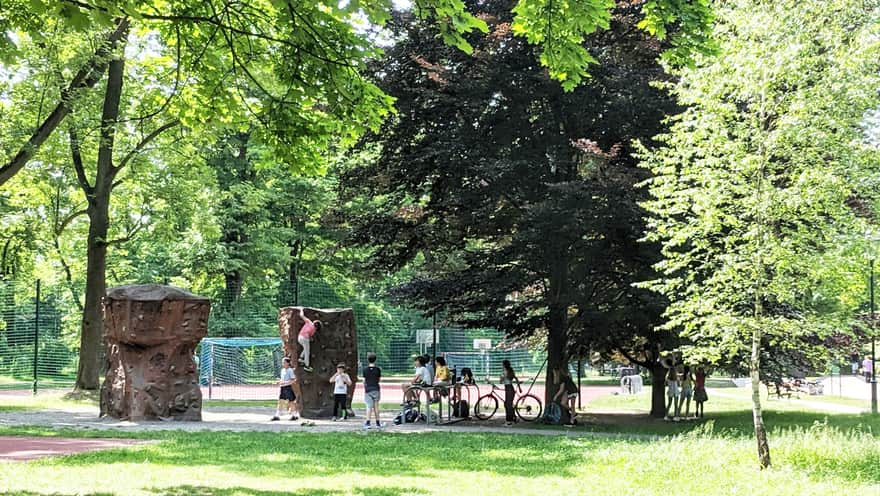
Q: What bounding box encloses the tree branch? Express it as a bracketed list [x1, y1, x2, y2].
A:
[0, 18, 130, 186]
[57, 208, 89, 235]
[116, 119, 180, 171]
[67, 125, 93, 195]
[619, 347, 650, 368]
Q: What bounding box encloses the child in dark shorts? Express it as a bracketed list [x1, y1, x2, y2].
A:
[272, 357, 297, 421]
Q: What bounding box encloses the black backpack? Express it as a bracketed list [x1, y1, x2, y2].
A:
[452, 400, 469, 418]
[394, 405, 426, 424]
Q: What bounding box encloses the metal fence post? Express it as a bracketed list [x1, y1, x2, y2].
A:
[33, 279, 40, 395]
[577, 359, 583, 410]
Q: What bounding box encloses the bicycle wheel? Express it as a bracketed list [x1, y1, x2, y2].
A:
[474, 394, 499, 420]
[515, 394, 543, 422]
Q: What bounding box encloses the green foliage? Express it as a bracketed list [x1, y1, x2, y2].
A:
[512, 0, 614, 90]
[343, 1, 677, 376]
[639, 0, 716, 66]
[640, 0, 880, 371]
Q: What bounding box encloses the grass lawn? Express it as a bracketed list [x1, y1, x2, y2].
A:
[0, 391, 96, 412]
[1, 387, 879, 495]
[0, 422, 878, 495]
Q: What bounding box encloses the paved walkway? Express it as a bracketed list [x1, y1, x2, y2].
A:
[711, 390, 865, 414]
[0, 404, 655, 441]
[820, 375, 876, 401]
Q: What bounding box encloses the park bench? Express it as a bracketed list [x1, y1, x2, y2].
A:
[764, 381, 795, 399]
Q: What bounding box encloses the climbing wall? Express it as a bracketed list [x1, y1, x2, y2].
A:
[278, 307, 358, 417]
[100, 285, 210, 421]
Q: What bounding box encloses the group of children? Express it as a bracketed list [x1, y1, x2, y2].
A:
[273, 352, 384, 428]
[400, 354, 453, 403]
[665, 365, 708, 420]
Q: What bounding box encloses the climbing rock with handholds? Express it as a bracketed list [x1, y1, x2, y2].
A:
[100, 284, 210, 421]
[278, 307, 358, 417]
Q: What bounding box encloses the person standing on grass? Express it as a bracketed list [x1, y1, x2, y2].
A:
[271, 357, 297, 421]
[679, 365, 694, 419]
[863, 355, 873, 383]
[363, 352, 382, 429]
[694, 366, 708, 418]
[553, 368, 578, 426]
[665, 366, 680, 420]
[330, 363, 352, 421]
[500, 359, 520, 426]
[296, 307, 322, 373]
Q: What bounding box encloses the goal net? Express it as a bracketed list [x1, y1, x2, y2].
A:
[199, 337, 283, 400]
[443, 349, 538, 382]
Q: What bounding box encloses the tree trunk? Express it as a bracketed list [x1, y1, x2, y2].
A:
[76, 199, 110, 390]
[546, 255, 570, 423]
[751, 322, 771, 468]
[74, 32, 127, 391]
[650, 363, 667, 418]
[223, 270, 242, 309]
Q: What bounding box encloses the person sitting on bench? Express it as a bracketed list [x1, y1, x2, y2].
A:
[402, 355, 432, 403]
[431, 356, 451, 402]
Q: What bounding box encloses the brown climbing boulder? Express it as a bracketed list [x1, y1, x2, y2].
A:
[278, 307, 358, 417]
[100, 284, 210, 421]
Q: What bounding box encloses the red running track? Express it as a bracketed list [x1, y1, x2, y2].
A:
[0, 436, 147, 461]
[201, 382, 617, 405]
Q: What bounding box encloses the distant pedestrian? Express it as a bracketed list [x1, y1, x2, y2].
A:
[271, 357, 297, 421]
[665, 366, 680, 420]
[329, 363, 352, 421]
[363, 353, 382, 429]
[500, 359, 520, 426]
[863, 355, 874, 383]
[694, 366, 708, 418]
[296, 307, 322, 373]
[679, 365, 694, 418]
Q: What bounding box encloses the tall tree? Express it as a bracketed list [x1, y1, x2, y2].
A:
[641, 0, 880, 468]
[0, 0, 716, 187]
[341, 0, 678, 414]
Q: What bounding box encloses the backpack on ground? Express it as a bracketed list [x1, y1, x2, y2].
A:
[452, 399, 469, 418]
[394, 404, 426, 424]
[543, 402, 562, 425]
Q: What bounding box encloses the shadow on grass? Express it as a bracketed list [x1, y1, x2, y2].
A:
[575, 409, 880, 438]
[150, 485, 419, 496]
[42, 430, 631, 478]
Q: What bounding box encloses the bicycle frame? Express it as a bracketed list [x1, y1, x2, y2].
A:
[520, 357, 548, 396]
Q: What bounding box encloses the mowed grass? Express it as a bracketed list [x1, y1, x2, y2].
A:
[1, 387, 879, 495]
[0, 423, 878, 495]
[0, 391, 97, 412]
[583, 387, 880, 436]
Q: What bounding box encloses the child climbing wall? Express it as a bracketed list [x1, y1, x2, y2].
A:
[278, 306, 358, 417]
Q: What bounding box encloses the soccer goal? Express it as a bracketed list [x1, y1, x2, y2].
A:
[443, 348, 538, 382]
[199, 337, 283, 400]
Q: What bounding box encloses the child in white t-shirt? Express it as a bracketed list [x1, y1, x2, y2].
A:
[271, 357, 297, 421]
[329, 363, 352, 421]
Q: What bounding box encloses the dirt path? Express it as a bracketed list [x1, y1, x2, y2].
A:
[0, 386, 643, 439]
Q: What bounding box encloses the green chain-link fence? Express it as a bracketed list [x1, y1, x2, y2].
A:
[0, 278, 544, 397]
[0, 280, 79, 391]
